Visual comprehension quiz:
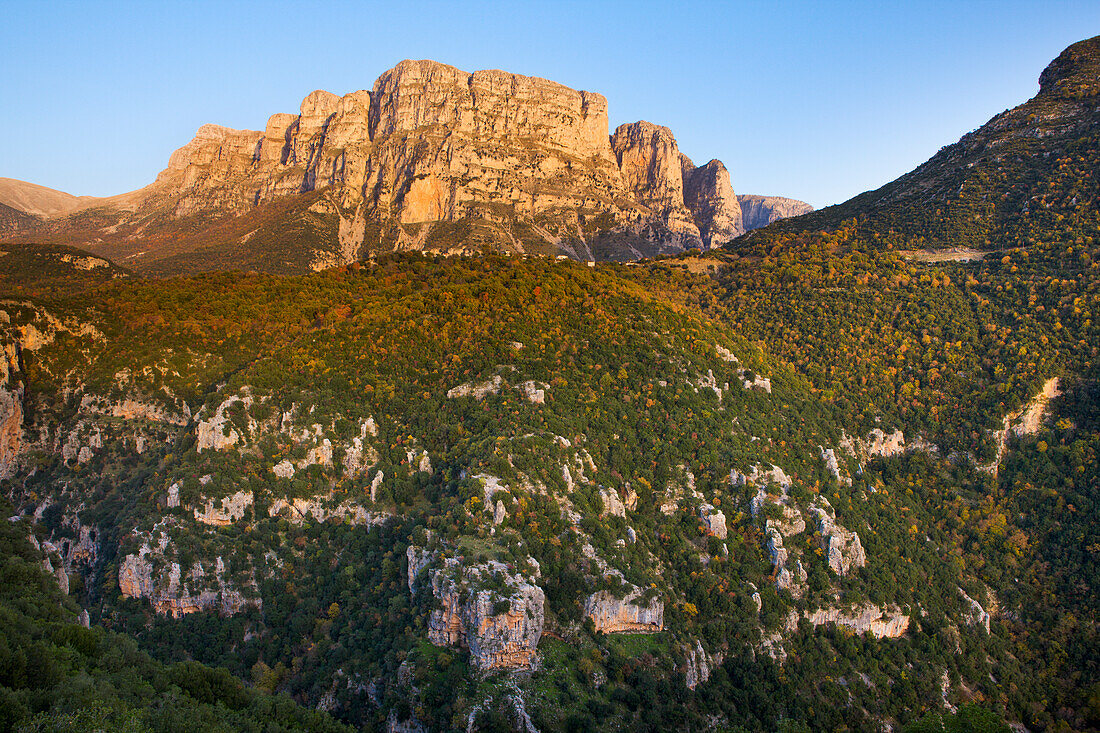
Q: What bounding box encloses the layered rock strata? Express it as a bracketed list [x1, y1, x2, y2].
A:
[424, 559, 545, 670]
[737, 195, 814, 230]
[100, 60, 786, 258]
[584, 587, 664, 633]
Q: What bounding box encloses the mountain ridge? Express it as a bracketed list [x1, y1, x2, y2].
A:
[2, 59, 811, 274]
[735, 34, 1100, 250]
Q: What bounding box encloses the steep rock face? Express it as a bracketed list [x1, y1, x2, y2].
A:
[366, 61, 621, 224]
[683, 159, 744, 246]
[0, 342, 25, 477]
[154, 60, 625, 237]
[584, 587, 664, 633]
[195, 392, 255, 452]
[765, 526, 807, 596]
[698, 503, 727, 539]
[809, 500, 866, 576]
[267, 493, 387, 525]
[800, 605, 910, 639]
[684, 640, 711, 690]
[737, 194, 813, 231]
[610, 122, 701, 247]
[819, 446, 850, 486]
[119, 538, 259, 618]
[840, 427, 935, 461]
[600, 487, 626, 518]
[194, 490, 254, 525]
[118, 552, 156, 599]
[959, 587, 993, 633]
[406, 545, 435, 592]
[29, 60, 810, 267]
[986, 377, 1062, 473]
[425, 559, 544, 671]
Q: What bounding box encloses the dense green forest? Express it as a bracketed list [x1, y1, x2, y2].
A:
[0, 497, 350, 732]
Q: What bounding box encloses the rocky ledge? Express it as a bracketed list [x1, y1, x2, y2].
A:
[422, 558, 545, 671]
[584, 587, 664, 633]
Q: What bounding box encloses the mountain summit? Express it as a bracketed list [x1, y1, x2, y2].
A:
[745, 35, 1100, 250]
[5, 60, 809, 273]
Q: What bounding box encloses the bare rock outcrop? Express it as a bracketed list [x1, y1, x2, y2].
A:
[516, 380, 547, 404]
[267, 493, 387, 525]
[426, 559, 544, 670]
[194, 490, 253, 525]
[684, 640, 711, 690]
[809, 500, 866, 576]
[737, 195, 813, 230]
[819, 446, 850, 486]
[584, 586, 664, 633]
[799, 605, 910, 639]
[683, 159, 744, 247]
[447, 375, 504, 400]
[150, 61, 626, 255]
[959, 587, 992, 632]
[611, 122, 702, 249]
[195, 392, 255, 452]
[406, 545, 435, 592]
[841, 427, 935, 461]
[765, 526, 807, 596]
[740, 463, 809, 595]
[62, 59, 812, 264]
[0, 342, 25, 477]
[120, 533, 260, 618]
[985, 377, 1062, 473]
[698, 503, 727, 539]
[600, 487, 626, 518]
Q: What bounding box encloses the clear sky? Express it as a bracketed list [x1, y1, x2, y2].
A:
[3, 0, 1098, 209]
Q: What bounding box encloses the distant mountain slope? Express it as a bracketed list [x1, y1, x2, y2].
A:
[0, 177, 97, 217]
[740, 35, 1100, 249]
[0, 242, 129, 295]
[737, 194, 813, 230]
[0, 201, 39, 234]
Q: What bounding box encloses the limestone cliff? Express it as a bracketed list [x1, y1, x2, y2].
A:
[737, 194, 813, 231]
[0, 341, 24, 478]
[610, 122, 702, 248]
[683, 159, 744, 245]
[14, 60, 808, 269]
[798, 605, 910, 639]
[584, 587, 664, 633]
[424, 559, 545, 671]
[119, 523, 261, 618]
[810, 500, 866, 576]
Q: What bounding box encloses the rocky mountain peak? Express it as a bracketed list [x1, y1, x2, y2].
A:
[300, 89, 340, 119]
[1038, 34, 1100, 97]
[3, 59, 810, 270]
[684, 159, 744, 246]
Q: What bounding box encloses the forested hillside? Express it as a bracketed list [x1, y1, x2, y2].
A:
[0, 243, 1093, 730]
[1, 33, 1099, 733]
[754, 36, 1100, 250]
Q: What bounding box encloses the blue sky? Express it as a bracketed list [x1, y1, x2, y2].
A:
[3, 0, 1098, 208]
